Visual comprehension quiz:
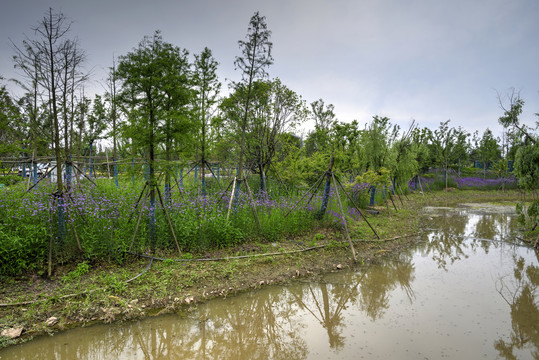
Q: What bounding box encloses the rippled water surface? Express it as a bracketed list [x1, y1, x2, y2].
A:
[1, 203, 538, 359]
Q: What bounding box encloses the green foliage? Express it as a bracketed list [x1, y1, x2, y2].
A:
[0, 83, 23, 156]
[357, 168, 391, 188]
[514, 142, 539, 190]
[0, 175, 22, 186]
[362, 116, 398, 172]
[61, 262, 90, 283]
[476, 128, 501, 178]
[516, 201, 539, 230]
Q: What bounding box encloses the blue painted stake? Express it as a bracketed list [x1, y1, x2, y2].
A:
[89, 143, 94, 179]
[318, 177, 331, 219]
[165, 183, 171, 202]
[370, 186, 376, 206]
[66, 156, 72, 188]
[33, 163, 38, 186]
[57, 195, 66, 246]
[392, 178, 396, 195]
[114, 157, 118, 188]
[217, 164, 220, 181]
[22, 162, 26, 178]
[149, 195, 156, 248]
[201, 177, 206, 196]
[144, 163, 150, 182]
[194, 165, 198, 182]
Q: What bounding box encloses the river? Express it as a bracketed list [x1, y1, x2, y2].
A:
[1, 202, 538, 359]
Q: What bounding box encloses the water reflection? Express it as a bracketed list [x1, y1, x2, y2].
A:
[1, 204, 538, 359]
[288, 256, 415, 350]
[422, 207, 520, 270]
[495, 254, 539, 359]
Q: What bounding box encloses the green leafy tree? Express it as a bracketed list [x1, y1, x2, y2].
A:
[304, 99, 336, 156]
[116, 31, 191, 248]
[476, 128, 501, 179]
[452, 126, 470, 176]
[221, 78, 306, 191]
[0, 80, 23, 156]
[390, 122, 420, 190]
[497, 91, 539, 246]
[430, 120, 456, 190]
[361, 116, 398, 173]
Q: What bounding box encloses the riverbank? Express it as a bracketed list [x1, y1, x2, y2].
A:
[0, 189, 531, 348]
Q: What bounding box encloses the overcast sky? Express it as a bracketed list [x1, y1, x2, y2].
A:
[1, 0, 538, 138]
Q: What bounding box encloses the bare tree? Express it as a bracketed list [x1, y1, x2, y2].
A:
[31, 8, 73, 193]
[233, 11, 273, 186]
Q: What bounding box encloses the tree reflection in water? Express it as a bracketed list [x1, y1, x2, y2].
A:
[288, 254, 415, 350]
[423, 208, 518, 271]
[495, 253, 539, 359]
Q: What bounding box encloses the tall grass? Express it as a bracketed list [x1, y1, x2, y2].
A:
[0, 175, 350, 276]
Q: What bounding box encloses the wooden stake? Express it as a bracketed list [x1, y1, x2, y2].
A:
[417, 175, 425, 196]
[332, 173, 357, 261]
[333, 175, 380, 239]
[284, 172, 326, 218]
[71, 163, 98, 187]
[129, 191, 148, 252]
[203, 160, 223, 190]
[243, 177, 262, 232]
[156, 185, 182, 255]
[24, 164, 57, 195]
[65, 202, 82, 252]
[105, 151, 111, 179]
[226, 177, 237, 221]
[388, 190, 398, 212]
[128, 181, 148, 224]
[270, 162, 290, 197]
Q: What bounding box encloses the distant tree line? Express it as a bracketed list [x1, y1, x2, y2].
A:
[0, 8, 537, 196]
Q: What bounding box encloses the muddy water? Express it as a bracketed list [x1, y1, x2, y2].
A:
[2, 203, 538, 359]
